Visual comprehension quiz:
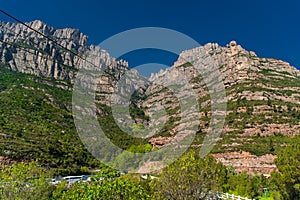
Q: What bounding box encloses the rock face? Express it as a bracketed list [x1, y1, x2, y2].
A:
[172, 41, 300, 88]
[143, 41, 300, 146]
[1, 20, 300, 174]
[0, 20, 132, 107]
[139, 40, 300, 174]
[213, 151, 277, 176]
[0, 20, 128, 82]
[149, 136, 173, 149]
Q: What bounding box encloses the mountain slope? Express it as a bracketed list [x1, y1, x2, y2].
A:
[0, 20, 134, 173]
[0, 65, 97, 174]
[0, 20, 299, 174]
[143, 41, 300, 157]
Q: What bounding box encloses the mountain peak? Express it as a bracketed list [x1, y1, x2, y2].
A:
[225, 40, 251, 56]
[0, 20, 128, 81]
[26, 19, 48, 29]
[149, 40, 299, 84]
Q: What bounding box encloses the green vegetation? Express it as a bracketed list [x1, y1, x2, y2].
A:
[192, 69, 300, 156]
[129, 90, 149, 121]
[1, 147, 299, 199]
[271, 136, 300, 199]
[0, 51, 299, 199]
[58, 169, 151, 200]
[0, 66, 155, 174]
[0, 162, 151, 200]
[152, 151, 227, 199]
[97, 104, 148, 150]
[0, 161, 55, 200]
[0, 67, 98, 175]
[175, 62, 193, 68]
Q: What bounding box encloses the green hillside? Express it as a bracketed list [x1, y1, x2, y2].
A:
[0, 65, 97, 174]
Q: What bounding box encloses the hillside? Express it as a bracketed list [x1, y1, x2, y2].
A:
[139, 41, 300, 173]
[0, 20, 131, 173]
[0, 20, 299, 174]
[145, 41, 300, 146]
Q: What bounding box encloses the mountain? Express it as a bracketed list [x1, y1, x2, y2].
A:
[145, 41, 300, 147]
[0, 20, 299, 174]
[0, 20, 133, 174]
[139, 41, 300, 173]
[0, 20, 128, 79]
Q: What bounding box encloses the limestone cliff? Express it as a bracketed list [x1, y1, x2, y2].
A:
[144, 41, 300, 150]
[1, 20, 300, 175]
[0, 20, 128, 81]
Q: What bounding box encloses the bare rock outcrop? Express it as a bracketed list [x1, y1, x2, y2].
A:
[213, 151, 277, 176]
[146, 40, 300, 146]
[0, 20, 128, 82]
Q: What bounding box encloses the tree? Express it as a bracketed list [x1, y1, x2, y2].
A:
[272, 135, 300, 199]
[226, 172, 267, 199]
[152, 151, 227, 200]
[59, 167, 151, 200]
[0, 161, 54, 200]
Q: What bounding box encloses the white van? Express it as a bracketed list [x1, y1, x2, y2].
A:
[62, 176, 83, 184]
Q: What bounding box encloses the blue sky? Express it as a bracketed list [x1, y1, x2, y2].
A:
[1, 0, 300, 76]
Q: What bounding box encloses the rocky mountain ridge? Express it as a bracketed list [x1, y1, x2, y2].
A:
[0, 20, 128, 85]
[0, 20, 300, 175]
[140, 40, 300, 174]
[145, 40, 300, 142]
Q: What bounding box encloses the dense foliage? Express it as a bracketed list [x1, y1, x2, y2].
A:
[1, 147, 299, 199]
[0, 67, 98, 175]
[58, 174, 151, 200]
[0, 161, 55, 200]
[271, 135, 300, 199]
[152, 152, 227, 199]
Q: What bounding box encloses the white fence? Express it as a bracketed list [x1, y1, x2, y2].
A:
[217, 192, 255, 200]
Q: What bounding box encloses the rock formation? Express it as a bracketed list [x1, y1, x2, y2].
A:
[0, 20, 128, 82]
[213, 151, 277, 176]
[144, 41, 300, 149]
[0, 20, 299, 174]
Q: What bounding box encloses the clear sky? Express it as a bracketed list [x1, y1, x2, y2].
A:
[1, 0, 300, 76]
